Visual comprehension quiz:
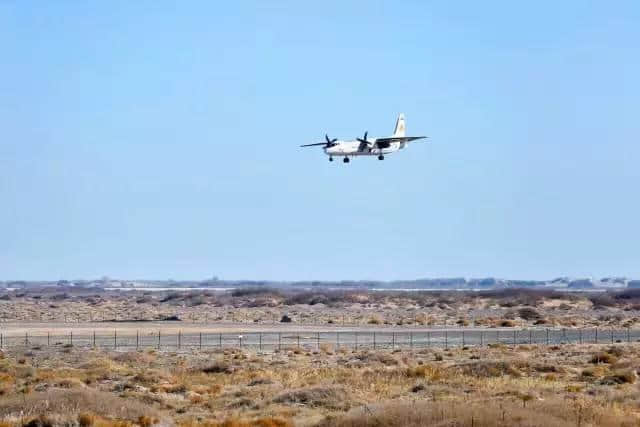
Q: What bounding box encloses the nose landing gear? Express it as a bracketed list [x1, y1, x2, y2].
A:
[378, 155, 384, 160]
[343, 157, 350, 163]
[329, 156, 333, 162]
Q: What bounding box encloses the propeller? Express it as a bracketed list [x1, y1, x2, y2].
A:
[300, 134, 339, 148]
[357, 131, 373, 151]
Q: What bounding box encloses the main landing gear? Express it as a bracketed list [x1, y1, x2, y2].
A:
[343, 157, 350, 163]
[378, 155, 384, 160]
[329, 156, 333, 162]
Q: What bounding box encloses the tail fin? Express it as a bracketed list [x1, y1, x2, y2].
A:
[393, 113, 406, 137]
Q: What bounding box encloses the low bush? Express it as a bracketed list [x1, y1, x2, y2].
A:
[273, 386, 350, 410]
[590, 352, 618, 364]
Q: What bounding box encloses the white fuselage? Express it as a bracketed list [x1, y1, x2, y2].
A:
[324, 139, 405, 157]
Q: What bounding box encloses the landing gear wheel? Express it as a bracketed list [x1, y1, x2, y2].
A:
[343, 157, 350, 163]
[378, 155, 384, 160]
[329, 156, 333, 162]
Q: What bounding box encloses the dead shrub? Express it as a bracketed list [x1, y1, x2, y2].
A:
[112, 351, 155, 365]
[458, 361, 523, 378]
[355, 352, 398, 366]
[590, 352, 618, 364]
[405, 365, 443, 381]
[202, 362, 234, 374]
[55, 377, 85, 389]
[606, 346, 625, 357]
[603, 369, 637, 384]
[23, 415, 55, 427]
[273, 386, 350, 410]
[581, 366, 608, 378]
[518, 307, 542, 320]
[138, 415, 155, 427]
[78, 413, 96, 426]
[368, 315, 383, 325]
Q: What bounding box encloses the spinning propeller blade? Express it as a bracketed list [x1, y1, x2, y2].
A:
[301, 134, 338, 148]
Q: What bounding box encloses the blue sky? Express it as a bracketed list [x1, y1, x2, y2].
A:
[1, 1, 639, 281]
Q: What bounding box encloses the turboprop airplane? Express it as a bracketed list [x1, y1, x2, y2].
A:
[300, 114, 427, 163]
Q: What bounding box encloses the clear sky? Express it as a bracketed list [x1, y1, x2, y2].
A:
[1, 1, 639, 281]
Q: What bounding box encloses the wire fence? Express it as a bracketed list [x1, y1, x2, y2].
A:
[1, 328, 639, 352]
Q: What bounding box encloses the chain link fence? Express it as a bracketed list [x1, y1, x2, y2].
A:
[1, 328, 638, 352]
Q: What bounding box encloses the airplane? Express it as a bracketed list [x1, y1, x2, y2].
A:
[300, 114, 428, 163]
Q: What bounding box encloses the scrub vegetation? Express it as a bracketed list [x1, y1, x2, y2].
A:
[1, 341, 640, 425]
[2, 288, 640, 328]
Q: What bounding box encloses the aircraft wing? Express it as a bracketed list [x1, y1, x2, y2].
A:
[375, 136, 427, 144]
[374, 136, 427, 148]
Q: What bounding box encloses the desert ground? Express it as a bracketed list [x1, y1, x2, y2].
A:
[1, 287, 640, 328]
[1, 288, 640, 426]
[2, 338, 640, 426]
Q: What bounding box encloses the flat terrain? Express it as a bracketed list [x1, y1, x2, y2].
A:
[0, 288, 640, 426]
[2, 340, 640, 426]
[1, 287, 640, 329]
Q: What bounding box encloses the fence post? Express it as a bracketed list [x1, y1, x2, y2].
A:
[595, 328, 598, 343]
[297, 334, 300, 348]
[461, 331, 465, 347]
[1, 333, 3, 349]
[392, 332, 395, 349]
[158, 330, 161, 350]
[529, 330, 532, 344]
[200, 332, 203, 350]
[611, 329, 614, 344]
[48, 331, 50, 347]
[259, 333, 262, 352]
[93, 331, 95, 348]
[444, 331, 448, 349]
[355, 332, 358, 351]
[317, 332, 320, 350]
[337, 332, 340, 350]
[178, 331, 181, 349]
[114, 330, 117, 349]
[373, 332, 376, 350]
[627, 327, 631, 343]
[278, 332, 281, 351]
[513, 330, 516, 346]
[410, 332, 413, 349]
[579, 329, 582, 344]
[497, 330, 500, 344]
[70, 331, 73, 346]
[136, 330, 139, 350]
[25, 332, 28, 346]
[480, 330, 483, 346]
[427, 331, 431, 347]
[546, 328, 549, 345]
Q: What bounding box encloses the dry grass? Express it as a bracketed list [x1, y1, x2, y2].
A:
[316, 399, 640, 427]
[2, 289, 640, 426]
[0, 344, 637, 425]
